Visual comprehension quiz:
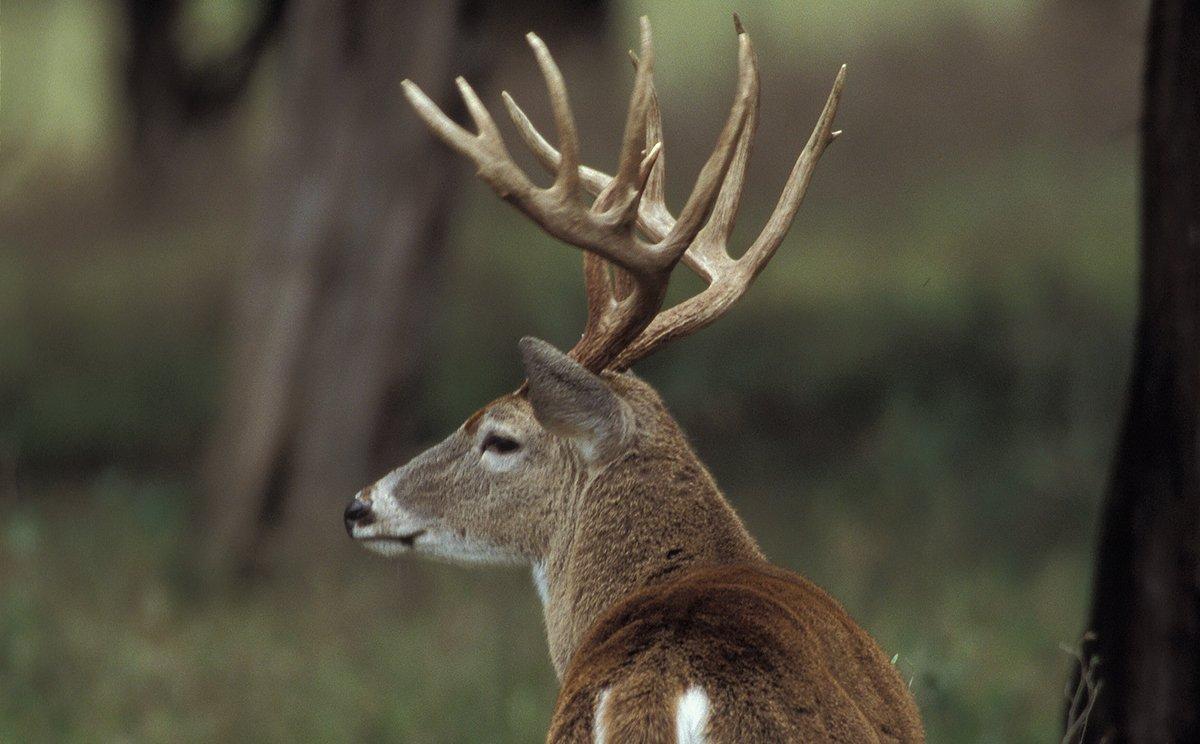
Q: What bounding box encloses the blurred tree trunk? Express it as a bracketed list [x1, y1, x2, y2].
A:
[1073, 1, 1200, 741]
[199, 0, 611, 578]
[199, 0, 484, 577]
[121, 0, 288, 171]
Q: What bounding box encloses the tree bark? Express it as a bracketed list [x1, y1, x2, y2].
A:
[1073, 1, 1200, 741]
[121, 0, 288, 165]
[199, 0, 483, 577]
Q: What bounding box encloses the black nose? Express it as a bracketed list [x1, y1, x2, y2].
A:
[344, 498, 374, 536]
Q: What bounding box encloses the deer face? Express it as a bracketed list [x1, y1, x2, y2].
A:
[345, 337, 634, 566]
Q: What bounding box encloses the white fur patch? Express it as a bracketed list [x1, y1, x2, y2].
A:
[532, 562, 550, 607]
[480, 447, 525, 472]
[593, 688, 611, 744]
[406, 530, 523, 565]
[368, 468, 402, 497]
[675, 686, 710, 744]
[478, 423, 527, 472]
[354, 518, 521, 566]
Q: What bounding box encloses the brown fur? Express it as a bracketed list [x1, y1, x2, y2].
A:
[541, 375, 922, 742]
[533, 374, 767, 673]
[549, 563, 922, 742]
[462, 405, 489, 435]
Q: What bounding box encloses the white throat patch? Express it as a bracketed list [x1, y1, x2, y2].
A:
[532, 562, 550, 607]
[593, 688, 612, 744]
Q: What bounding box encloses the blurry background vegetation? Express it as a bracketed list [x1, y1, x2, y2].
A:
[1, 0, 1146, 741]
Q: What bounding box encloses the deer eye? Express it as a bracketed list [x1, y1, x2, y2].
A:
[481, 433, 521, 455]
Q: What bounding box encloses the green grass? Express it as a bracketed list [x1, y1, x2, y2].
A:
[0, 480, 559, 743]
[1, 467, 1093, 743]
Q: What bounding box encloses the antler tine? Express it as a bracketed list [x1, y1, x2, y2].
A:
[696, 10, 748, 255]
[503, 79, 674, 242]
[403, 77, 505, 164]
[622, 47, 673, 250]
[612, 63, 846, 369]
[639, 68, 672, 236]
[655, 29, 756, 263]
[403, 46, 659, 278]
[525, 32, 580, 198]
[683, 35, 761, 281]
[594, 17, 657, 221]
[455, 77, 506, 146]
[502, 93, 612, 195]
[738, 63, 845, 282]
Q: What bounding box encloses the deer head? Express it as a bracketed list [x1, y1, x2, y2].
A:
[344, 15, 843, 676]
[343, 336, 636, 565]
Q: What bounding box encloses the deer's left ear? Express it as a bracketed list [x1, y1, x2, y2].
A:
[519, 336, 632, 464]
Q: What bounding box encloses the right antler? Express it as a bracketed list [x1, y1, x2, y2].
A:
[402, 17, 757, 372]
[505, 18, 846, 370]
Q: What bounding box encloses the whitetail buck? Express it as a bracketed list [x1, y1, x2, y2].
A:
[345, 16, 923, 742]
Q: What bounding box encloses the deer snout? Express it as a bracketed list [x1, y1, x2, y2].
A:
[344, 497, 375, 536]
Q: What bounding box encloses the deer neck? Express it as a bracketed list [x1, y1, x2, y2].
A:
[536, 447, 765, 678]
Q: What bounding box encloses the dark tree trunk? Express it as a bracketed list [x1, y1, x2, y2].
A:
[121, 0, 288, 164]
[199, 0, 485, 577]
[1073, 1, 1200, 741]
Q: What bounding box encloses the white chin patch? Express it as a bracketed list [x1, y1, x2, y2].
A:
[358, 537, 417, 558]
[417, 530, 525, 566]
[356, 528, 521, 567]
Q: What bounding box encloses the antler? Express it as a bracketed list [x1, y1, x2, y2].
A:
[505, 18, 846, 370]
[402, 17, 756, 371]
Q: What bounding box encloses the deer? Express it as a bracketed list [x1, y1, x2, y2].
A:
[344, 15, 924, 743]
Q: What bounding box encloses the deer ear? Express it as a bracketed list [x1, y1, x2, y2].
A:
[519, 336, 631, 463]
